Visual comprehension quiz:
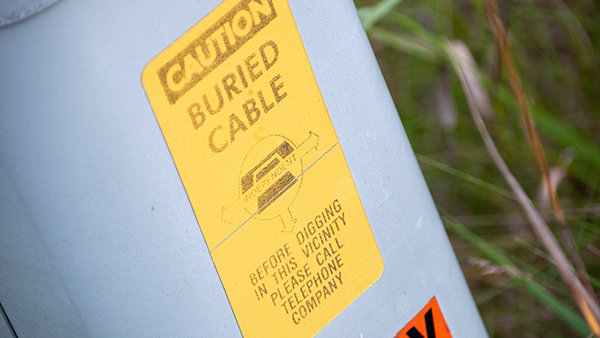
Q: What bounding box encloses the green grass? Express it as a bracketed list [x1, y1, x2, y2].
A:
[354, 0, 600, 336]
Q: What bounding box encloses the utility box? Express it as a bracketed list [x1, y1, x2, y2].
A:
[0, 0, 488, 337]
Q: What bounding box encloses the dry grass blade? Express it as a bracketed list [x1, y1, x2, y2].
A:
[438, 39, 491, 120]
[445, 39, 600, 337]
[359, 0, 404, 31]
[536, 150, 575, 207]
[484, 0, 598, 308]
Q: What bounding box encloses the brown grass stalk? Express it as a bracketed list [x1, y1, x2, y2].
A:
[445, 39, 600, 337]
[484, 0, 598, 309]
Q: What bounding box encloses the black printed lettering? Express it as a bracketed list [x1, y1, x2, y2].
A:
[222, 72, 242, 101]
[187, 102, 205, 129]
[208, 124, 228, 153]
[270, 74, 287, 102]
[229, 113, 248, 142]
[243, 98, 261, 125]
[406, 309, 436, 338]
[260, 40, 279, 70]
[245, 52, 263, 81]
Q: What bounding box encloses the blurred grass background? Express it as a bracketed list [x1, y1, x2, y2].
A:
[352, 0, 600, 336]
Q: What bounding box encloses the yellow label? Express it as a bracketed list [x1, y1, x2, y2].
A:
[142, 0, 383, 336]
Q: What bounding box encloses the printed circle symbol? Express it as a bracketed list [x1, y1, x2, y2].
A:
[221, 132, 319, 232]
[239, 135, 303, 222]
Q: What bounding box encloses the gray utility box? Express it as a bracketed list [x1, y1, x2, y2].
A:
[0, 0, 487, 337]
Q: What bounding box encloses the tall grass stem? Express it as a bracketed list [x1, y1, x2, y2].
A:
[446, 38, 600, 336]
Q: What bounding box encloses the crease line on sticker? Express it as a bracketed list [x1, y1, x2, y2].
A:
[212, 140, 340, 252]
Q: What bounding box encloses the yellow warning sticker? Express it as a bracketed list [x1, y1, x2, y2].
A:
[142, 0, 383, 336]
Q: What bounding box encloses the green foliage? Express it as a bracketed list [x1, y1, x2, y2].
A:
[355, 0, 600, 336]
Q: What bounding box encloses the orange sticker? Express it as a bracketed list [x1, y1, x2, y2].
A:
[395, 297, 453, 338]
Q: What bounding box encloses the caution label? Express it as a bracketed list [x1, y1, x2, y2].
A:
[142, 0, 383, 336]
[396, 297, 453, 338]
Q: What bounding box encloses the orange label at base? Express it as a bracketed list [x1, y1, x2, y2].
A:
[396, 297, 453, 338]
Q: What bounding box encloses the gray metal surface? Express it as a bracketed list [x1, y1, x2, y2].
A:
[0, 304, 16, 338]
[0, 0, 488, 337]
[0, 0, 61, 27]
